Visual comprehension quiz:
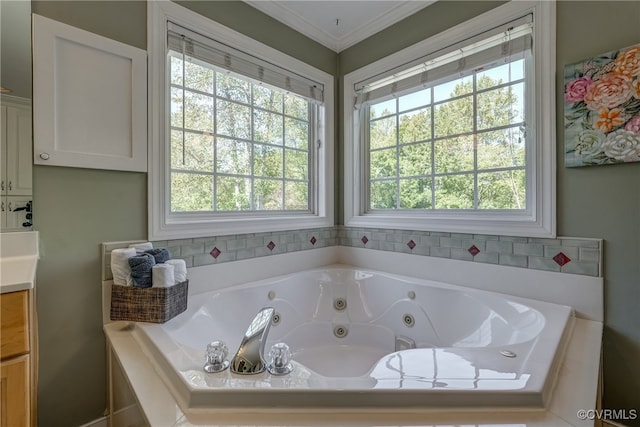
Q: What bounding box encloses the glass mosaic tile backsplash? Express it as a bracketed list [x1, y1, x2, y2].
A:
[103, 226, 602, 282]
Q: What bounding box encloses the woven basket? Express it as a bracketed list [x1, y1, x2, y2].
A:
[110, 280, 188, 323]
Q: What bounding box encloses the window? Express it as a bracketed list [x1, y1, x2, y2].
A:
[343, 1, 556, 237]
[149, 2, 333, 239]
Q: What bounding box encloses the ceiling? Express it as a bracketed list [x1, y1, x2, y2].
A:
[244, 1, 436, 52]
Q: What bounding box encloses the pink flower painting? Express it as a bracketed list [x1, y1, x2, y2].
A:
[565, 43, 640, 167]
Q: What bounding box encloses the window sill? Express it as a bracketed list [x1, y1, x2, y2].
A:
[345, 212, 555, 238]
[150, 214, 333, 240]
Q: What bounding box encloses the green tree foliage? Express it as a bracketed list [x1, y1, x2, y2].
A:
[169, 55, 310, 212]
[368, 71, 526, 211]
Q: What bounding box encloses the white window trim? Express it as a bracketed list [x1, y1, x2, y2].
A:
[343, 1, 556, 238]
[148, 0, 334, 240]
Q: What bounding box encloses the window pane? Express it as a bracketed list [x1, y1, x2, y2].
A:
[285, 94, 309, 120]
[184, 91, 214, 132]
[477, 127, 525, 170]
[433, 75, 472, 102]
[285, 149, 308, 180]
[216, 73, 250, 103]
[254, 110, 283, 145]
[399, 88, 430, 112]
[216, 138, 251, 175]
[170, 87, 184, 128]
[170, 55, 183, 86]
[253, 85, 283, 113]
[370, 116, 396, 149]
[285, 181, 308, 210]
[370, 98, 396, 120]
[284, 118, 309, 150]
[434, 95, 473, 137]
[477, 60, 524, 90]
[217, 100, 251, 139]
[370, 148, 396, 179]
[435, 174, 474, 209]
[254, 179, 283, 210]
[399, 143, 431, 177]
[171, 130, 213, 172]
[254, 144, 283, 178]
[184, 61, 213, 93]
[370, 180, 397, 209]
[399, 108, 431, 143]
[400, 178, 431, 208]
[216, 177, 251, 211]
[478, 169, 525, 209]
[477, 82, 524, 130]
[171, 173, 212, 212]
[434, 136, 474, 173]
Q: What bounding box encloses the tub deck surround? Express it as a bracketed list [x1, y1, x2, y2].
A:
[130, 266, 575, 411]
[106, 313, 600, 427]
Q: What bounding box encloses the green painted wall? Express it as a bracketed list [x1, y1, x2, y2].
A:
[555, 2, 640, 421]
[339, 1, 640, 423]
[30, 1, 336, 426]
[29, 0, 640, 425]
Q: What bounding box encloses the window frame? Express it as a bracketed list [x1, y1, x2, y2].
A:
[148, 0, 334, 240]
[343, 1, 556, 238]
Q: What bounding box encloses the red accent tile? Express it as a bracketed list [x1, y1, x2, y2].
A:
[310, 236, 317, 245]
[468, 245, 480, 257]
[407, 240, 416, 250]
[267, 241, 276, 251]
[553, 252, 571, 266]
[210, 247, 221, 259]
[361, 235, 369, 245]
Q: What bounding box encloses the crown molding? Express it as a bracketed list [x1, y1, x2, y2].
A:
[245, 1, 435, 53]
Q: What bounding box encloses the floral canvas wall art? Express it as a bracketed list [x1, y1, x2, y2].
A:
[564, 44, 640, 167]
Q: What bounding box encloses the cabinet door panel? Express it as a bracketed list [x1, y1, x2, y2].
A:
[0, 291, 29, 359]
[0, 355, 30, 427]
[5, 104, 32, 196]
[33, 14, 147, 172]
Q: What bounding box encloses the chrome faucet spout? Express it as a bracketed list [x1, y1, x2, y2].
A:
[230, 307, 275, 374]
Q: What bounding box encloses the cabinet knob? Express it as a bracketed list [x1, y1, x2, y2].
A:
[1, 180, 4, 191]
[40, 152, 50, 160]
[8, 181, 11, 191]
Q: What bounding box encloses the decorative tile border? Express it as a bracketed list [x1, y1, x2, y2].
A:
[102, 226, 602, 281]
[337, 226, 602, 277]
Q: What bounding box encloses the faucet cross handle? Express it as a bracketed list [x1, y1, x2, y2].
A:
[231, 307, 275, 375]
[267, 342, 293, 375]
[203, 341, 229, 373]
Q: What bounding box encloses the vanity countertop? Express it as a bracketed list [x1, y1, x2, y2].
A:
[0, 231, 39, 294]
[0, 255, 38, 293]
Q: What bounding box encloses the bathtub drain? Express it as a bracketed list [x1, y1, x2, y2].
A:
[333, 325, 348, 338]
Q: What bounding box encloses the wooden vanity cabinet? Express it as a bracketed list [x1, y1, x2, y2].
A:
[0, 290, 35, 427]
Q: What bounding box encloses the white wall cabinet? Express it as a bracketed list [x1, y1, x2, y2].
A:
[1, 96, 32, 231]
[1, 97, 32, 196]
[1, 196, 31, 230]
[32, 14, 147, 172]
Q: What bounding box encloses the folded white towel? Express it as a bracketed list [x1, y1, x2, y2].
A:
[165, 259, 187, 283]
[111, 248, 137, 286]
[152, 263, 175, 288]
[129, 242, 154, 253]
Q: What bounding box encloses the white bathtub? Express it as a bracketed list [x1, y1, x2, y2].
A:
[131, 265, 574, 412]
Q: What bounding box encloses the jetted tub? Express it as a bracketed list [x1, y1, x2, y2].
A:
[131, 265, 574, 411]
